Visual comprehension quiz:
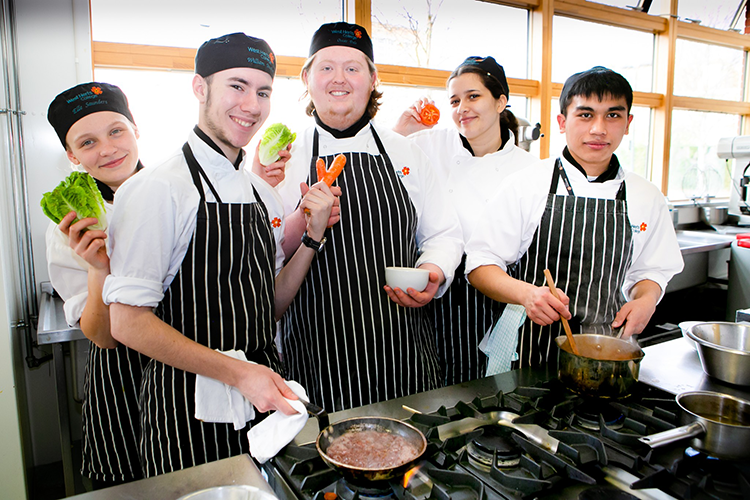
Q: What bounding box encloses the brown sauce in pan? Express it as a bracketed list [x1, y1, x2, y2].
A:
[326, 430, 420, 469]
[560, 338, 641, 361]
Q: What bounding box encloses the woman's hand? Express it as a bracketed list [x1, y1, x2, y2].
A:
[251, 142, 291, 187]
[393, 97, 437, 136]
[59, 211, 110, 272]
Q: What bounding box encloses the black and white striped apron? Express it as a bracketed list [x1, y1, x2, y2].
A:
[140, 143, 280, 477]
[431, 257, 503, 385]
[281, 126, 441, 412]
[81, 344, 145, 485]
[510, 158, 633, 368]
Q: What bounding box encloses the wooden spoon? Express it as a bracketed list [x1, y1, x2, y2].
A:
[543, 269, 579, 355]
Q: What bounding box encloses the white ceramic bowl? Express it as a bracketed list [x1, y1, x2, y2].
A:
[385, 267, 430, 292]
[178, 485, 277, 500]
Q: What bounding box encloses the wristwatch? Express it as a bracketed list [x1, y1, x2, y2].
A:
[301, 231, 326, 252]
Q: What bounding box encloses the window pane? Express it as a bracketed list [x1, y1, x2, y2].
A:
[678, 0, 745, 31]
[549, 103, 651, 179]
[674, 39, 745, 100]
[371, 0, 528, 77]
[90, 0, 342, 56]
[552, 16, 654, 93]
[586, 0, 636, 8]
[668, 110, 740, 200]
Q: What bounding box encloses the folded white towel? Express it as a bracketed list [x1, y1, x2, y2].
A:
[247, 380, 310, 464]
[194, 350, 256, 431]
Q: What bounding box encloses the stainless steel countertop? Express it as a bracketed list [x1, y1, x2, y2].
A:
[640, 337, 750, 401]
[37, 282, 86, 344]
[68, 455, 276, 499]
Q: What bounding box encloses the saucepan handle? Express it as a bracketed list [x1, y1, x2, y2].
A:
[302, 400, 329, 431]
[638, 421, 705, 448]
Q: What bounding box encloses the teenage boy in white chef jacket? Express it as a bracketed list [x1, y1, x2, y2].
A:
[465, 66, 683, 369]
[102, 33, 337, 476]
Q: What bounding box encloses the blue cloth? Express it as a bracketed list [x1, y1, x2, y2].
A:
[480, 304, 526, 376]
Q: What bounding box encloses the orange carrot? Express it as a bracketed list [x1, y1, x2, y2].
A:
[317, 154, 346, 186]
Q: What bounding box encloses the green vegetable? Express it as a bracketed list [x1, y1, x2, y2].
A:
[40, 171, 107, 231]
[258, 123, 296, 166]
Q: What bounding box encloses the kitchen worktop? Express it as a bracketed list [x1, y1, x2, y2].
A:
[640, 337, 750, 401]
[67, 455, 275, 499]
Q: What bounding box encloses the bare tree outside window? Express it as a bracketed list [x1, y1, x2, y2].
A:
[373, 0, 445, 67]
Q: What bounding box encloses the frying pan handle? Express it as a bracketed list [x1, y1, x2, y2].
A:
[638, 421, 705, 448]
[302, 400, 329, 431]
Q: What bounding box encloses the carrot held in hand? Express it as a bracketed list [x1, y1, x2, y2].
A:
[317, 154, 346, 187]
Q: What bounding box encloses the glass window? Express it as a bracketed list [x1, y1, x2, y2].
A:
[549, 102, 651, 179]
[586, 0, 637, 8]
[674, 39, 745, 100]
[667, 110, 741, 200]
[90, 0, 342, 56]
[371, 0, 528, 78]
[677, 0, 745, 31]
[551, 16, 654, 93]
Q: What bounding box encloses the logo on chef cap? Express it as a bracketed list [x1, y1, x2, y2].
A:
[309, 22, 374, 62]
[195, 32, 276, 79]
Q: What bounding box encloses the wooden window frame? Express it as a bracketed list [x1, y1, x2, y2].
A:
[92, 0, 750, 196]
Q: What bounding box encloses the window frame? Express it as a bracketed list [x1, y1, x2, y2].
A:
[90, 0, 750, 199]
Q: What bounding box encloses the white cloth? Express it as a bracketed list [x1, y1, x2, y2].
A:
[247, 380, 309, 464]
[103, 130, 286, 308]
[480, 304, 525, 376]
[194, 350, 256, 431]
[407, 128, 542, 242]
[45, 201, 114, 326]
[465, 155, 684, 302]
[277, 122, 464, 296]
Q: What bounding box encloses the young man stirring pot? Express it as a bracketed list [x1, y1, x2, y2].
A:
[103, 33, 337, 476]
[466, 66, 683, 369]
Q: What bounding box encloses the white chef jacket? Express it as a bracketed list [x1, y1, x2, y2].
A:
[277, 121, 464, 295]
[45, 202, 114, 326]
[407, 127, 542, 242]
[103, 130, 286, 309]
[464, 155, 684, 301]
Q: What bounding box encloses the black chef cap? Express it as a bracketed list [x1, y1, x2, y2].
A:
[195, 32, 276, 79]
[47, 82, 135, 148]
[309, 22, 374, 62]
[457, 56, 509, 99]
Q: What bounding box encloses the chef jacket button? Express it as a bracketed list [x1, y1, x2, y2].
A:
[449, 189, 454, 193]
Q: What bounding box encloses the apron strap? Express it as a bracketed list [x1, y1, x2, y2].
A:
[552, 157, 627, 200]
[182, 142, 224, 203]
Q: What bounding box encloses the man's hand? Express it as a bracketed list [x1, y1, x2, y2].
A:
[612, 280, 661, 338]
[522, 285, 571, 326]
[234, 362, 299, 415]
[251, 142, 291, 187]
[59, 211, 110, 272]
[300, 182, 341, 232]
[384, 263, 444, 308]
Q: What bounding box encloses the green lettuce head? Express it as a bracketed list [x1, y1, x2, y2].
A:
[258, 123, 296, 166]
[40, 171, 107, 231]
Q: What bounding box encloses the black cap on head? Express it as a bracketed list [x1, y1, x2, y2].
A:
[195, 32, 276, 79]
[47, 82, 135, 148]
[559, 66, 633, 116]
[309, 22, 374, 62]
[457, 56, 509, 99]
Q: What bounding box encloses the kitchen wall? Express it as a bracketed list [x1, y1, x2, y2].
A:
[0, 0, 92, 497]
